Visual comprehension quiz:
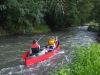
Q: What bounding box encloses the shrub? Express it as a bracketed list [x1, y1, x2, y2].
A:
[52, 43, 100, 75]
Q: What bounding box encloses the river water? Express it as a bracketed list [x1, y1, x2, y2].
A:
[0, 26, 98, 75]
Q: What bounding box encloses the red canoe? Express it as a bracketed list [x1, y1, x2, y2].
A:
[21, 41, 60, 66]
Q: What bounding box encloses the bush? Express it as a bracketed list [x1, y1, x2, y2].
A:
[52, 43, 100, 75]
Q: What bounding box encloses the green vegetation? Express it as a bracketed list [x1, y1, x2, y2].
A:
[0, 28, 8, 36]
[51, 43, 100, 75]
[86, 21, 99, 32]
[86, 21, 98, 26]
[0, 0, 100, 35]
[35, 24, 51, 33]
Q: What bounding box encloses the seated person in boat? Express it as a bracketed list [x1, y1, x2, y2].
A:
[44, 36, 58, 51]
[29, 39, 40, 56]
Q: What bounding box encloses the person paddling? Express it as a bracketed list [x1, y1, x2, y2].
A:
[48, 36, 55, 49]
[29, 39, 40, 56]
[44, 36, 58, 51]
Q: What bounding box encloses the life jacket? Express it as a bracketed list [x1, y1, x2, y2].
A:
[31, 43, 39, 53]
[48, 38, 55, 46]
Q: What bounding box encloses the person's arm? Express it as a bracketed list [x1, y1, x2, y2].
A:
[38, 45, 40, 49]
[54, 44, 56, 48]
[55, 36, 58, 41]
[30, 48, 32, 54]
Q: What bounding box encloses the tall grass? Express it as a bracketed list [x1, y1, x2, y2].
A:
[0, 29, 8, 36]
[86, 21, 98, 26]
[35, 24, 51, 33]
[52, 43, 100, 75]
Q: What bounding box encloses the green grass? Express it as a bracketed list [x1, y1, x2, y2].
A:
[86, 21, 98, 26]
[35, 24, 51, 33]
[0, 29, 8, 36]
[51, 43, 100, 75]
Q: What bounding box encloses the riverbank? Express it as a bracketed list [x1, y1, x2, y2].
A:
[0, 25, 51, 37]
[0, 30, 49, 37]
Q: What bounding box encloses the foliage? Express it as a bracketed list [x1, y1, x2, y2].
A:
[76, 0, 94, 25]
[90, 0, 100, 25]
[0, 0, 46, 32]
[51, 43, 100, 75]
[44, 0, 95, 28]
[89, 0, 100, 33]
[0, 0, 100, 33]
[0, 28, 8, 36]
[35, 24, 51, 33]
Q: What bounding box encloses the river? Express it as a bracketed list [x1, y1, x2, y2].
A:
[0, 26, 98, 75]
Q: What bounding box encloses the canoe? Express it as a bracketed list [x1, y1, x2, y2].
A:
[21, 41, 60, 66]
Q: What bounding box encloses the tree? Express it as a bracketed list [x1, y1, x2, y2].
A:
[90, 0, 100, 25]
[44, 0, 94, 29]
[0, 0, 46, 32]
[0, 0, 7, 28]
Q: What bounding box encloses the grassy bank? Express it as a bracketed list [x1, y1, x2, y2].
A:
[0, 25, 50, 36]
[52, 43, 100, 75]
[0, 28, 9, 36]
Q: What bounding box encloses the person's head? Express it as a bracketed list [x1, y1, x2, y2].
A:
[33, 39, 37, 44]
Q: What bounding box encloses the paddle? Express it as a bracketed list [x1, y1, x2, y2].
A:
[21, 35, 44, 60]
[37, 35, 43, 42]
[21, 51, 30, 60]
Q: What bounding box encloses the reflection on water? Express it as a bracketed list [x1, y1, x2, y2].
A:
[0, 26, 98, 75]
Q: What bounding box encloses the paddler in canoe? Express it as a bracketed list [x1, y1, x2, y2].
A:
[29, 39, 41, 56]
[28, 39, 46, 57]
[44, 36, 58, 52]
[21, 36, 59, 61]
[28, 36, 58, 57]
